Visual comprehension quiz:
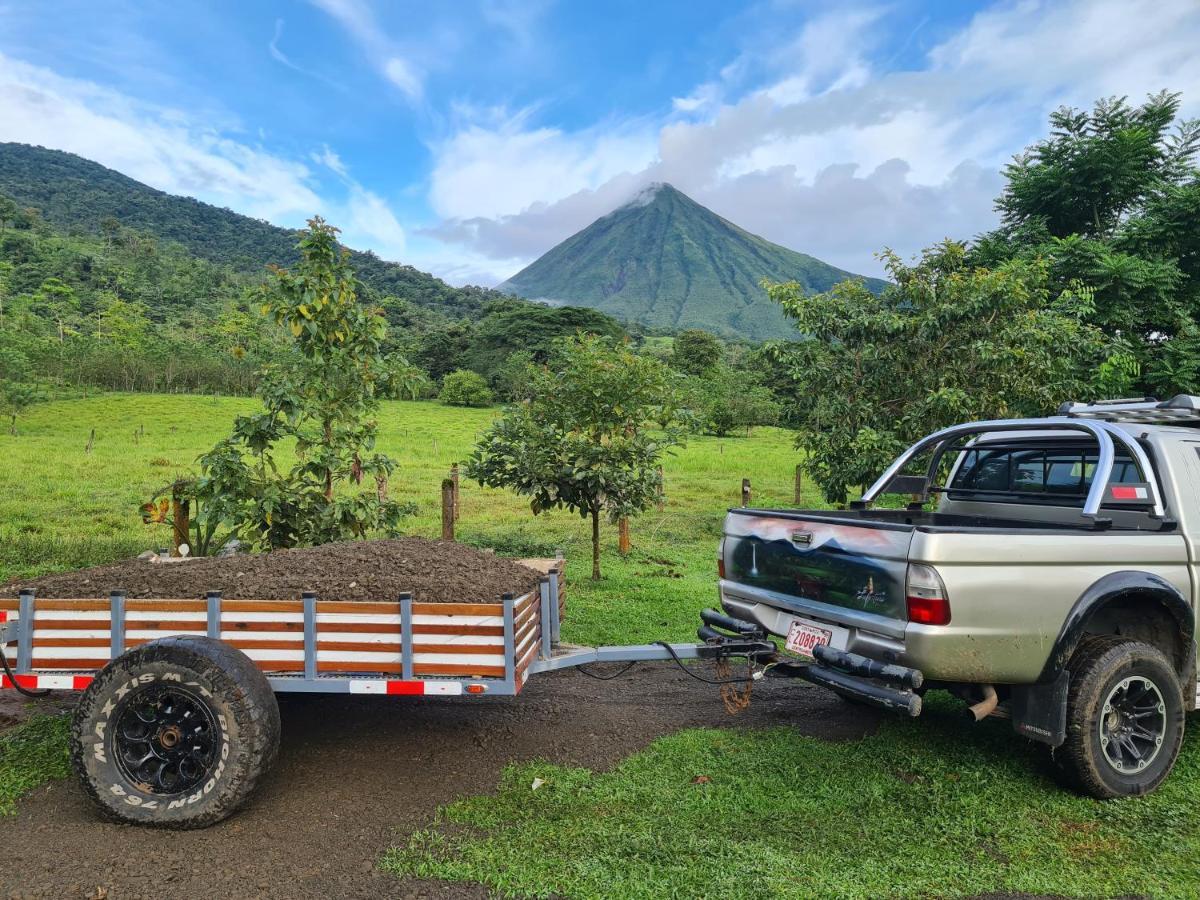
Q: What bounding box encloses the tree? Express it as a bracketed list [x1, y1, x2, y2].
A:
[1, 381, 41, 435]
[767, 242, 1129, 504]
[696, 366, 781, 436]
[671, 329, 723, 376]
[30, 277, 80, 342]
[381, 356, 432, 400]
[439, 369, 494, 407]
[973, 92, 1200, 393]
[195, 217, 411, 550]
[467, 335, 680, 579]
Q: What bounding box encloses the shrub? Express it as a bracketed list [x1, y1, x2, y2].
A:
[439, 369, 493, 407]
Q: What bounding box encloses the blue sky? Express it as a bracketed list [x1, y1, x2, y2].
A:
[1, 0, 1199, 285]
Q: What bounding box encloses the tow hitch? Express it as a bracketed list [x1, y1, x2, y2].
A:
[698, 609, 925, 717]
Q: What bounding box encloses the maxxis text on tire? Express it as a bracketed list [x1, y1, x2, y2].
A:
[70, 636, 281, 828]
[1053, 635, 1184, 799]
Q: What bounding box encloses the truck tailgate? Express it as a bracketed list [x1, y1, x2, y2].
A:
[722, 510, 914, 622]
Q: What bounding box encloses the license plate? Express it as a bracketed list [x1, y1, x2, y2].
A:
[786, 620, 833, 659]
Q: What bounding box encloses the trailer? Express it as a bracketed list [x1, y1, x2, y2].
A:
[0, 561, 790, 828]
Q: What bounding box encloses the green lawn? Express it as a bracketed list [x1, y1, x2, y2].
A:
[2, 393, 1199, 898]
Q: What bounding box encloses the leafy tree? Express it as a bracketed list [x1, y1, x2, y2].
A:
[973, 92, 1200, 393]
[695, 366, 781, 436]
[492, 349, 537, 401]
[0, 260, 11, 330]
[439, 368, 493, 407]
[467, 335, 680, 579]
[671, 329, 723, 376]
[196, 217, 410, 550]
[30, 277, 79, 342]
[381, 356, 432, 401]
[0, 380, 41, 435]
[767, 242, 1129, 504]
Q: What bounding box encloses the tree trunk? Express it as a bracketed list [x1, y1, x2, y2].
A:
[591, 506, 601, 580]
[323, 421, 334, 501]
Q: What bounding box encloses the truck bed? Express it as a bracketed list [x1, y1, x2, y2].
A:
[737, 507, 1160, 533]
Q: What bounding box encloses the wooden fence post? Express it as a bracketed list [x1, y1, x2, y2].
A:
[618, 517, 631, 555]
[171, 498, 190, 557]
[450, 462, 461, 521]
[794, 464, 803, 506]
[85, 428, 95, 455]
[441, 478, 455, 541]
[741, 478, 751, 507]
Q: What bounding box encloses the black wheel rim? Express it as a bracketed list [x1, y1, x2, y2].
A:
[1099, 675, 1166, 775]
[113, 685, 220, 795]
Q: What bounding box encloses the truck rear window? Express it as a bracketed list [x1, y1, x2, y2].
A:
[948, 445, 1142, 504]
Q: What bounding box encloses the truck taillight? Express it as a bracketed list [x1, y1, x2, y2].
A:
[906, 564, 950, 625]
[718, 538, 726, 579]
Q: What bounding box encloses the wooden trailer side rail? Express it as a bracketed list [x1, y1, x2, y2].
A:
[0, 574, 566, 698]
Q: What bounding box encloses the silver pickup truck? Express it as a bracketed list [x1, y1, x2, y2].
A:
[715, 396, 1200, 798]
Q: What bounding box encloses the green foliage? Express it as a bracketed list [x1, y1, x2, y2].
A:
[974, 92, 1200, 395]
[768, 242, 1126, 504]
[670, 328, 723, 375]
[0, 379, 43, 435]
[196, 218, 412, 550]
[692, 366, 781, 437]
[467, 335, 681, 579]
[438, 369, 494, 407]
[501, 183, 887, 341]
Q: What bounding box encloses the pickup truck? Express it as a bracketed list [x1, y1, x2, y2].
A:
[716, 396, 1200, 798]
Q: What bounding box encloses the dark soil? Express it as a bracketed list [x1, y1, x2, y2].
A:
[0, 666, 880, 899]
[0, 539, 543, 603]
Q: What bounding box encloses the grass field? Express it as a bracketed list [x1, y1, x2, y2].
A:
[2, 393, 1199, 898]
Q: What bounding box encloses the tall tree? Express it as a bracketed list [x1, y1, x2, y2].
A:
[467, 335, 680, 579]
[767, 242, 1128, 504]
[973, 92, 1200, 392]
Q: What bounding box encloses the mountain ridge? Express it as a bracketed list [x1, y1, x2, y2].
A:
[0, 142, 507, 319]
[499, 182, 887, 341]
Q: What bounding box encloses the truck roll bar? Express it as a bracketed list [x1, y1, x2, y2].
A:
[861, 417, 1166, 521]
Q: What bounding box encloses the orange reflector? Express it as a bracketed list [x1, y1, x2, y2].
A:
[466, 684, 487, 694]
[718, 557, 726, 579]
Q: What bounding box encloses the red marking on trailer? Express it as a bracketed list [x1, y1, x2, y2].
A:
[2, 674, 93, 691]
[347, 679, 463, 696]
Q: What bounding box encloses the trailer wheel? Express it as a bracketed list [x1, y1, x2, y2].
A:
[70, 636, 280, 829]
[1052, 636, 1184, 799]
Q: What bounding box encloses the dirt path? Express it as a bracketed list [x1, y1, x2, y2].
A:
[1, 665, 878, 899]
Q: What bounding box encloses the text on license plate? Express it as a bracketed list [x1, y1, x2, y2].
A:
[786, 620, 833, 659]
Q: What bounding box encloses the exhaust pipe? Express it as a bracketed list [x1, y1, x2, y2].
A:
[965, 684, 998, 722]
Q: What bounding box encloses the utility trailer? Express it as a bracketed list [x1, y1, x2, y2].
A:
[0, 561, 781, 828]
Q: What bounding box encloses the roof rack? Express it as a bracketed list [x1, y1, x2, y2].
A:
[1057, 395, 1200, 425]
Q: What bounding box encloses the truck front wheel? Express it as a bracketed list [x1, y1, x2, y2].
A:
[70, 636, 281, 828]
[1054, 636, 1184, 799]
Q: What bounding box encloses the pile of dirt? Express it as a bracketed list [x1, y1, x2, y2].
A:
[0, 538, 544, 603]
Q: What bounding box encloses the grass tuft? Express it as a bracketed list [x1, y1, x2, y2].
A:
[0, 714, 72, 815]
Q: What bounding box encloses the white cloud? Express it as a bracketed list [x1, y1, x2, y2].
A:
[428, 110, 658, 221]
[426, 0, 1200, 283]
[0, 52, 406, 262]
[309, 0, 423, 102]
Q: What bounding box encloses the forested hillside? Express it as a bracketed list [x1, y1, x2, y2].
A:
[0, 143, 506, 318]
[0, 185, 628, 398]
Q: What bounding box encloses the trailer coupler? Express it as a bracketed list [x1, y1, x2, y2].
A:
[768, 645, 924, 717]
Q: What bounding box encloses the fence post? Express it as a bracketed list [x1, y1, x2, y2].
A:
[618, 517, 631, 555]
[441, 478, 455, 541]
[16, 591, 34, 674]
[450, 463, 460, 522]
[741, 478, 752, 507]
[206, 591, 221, 639]
[656, 466, 664, 511]
[794, 464, 803, 506]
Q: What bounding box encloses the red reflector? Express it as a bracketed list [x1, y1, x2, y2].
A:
[907, 595, 951, 625]
[718, 558, 726, 579]
[466, 684, 487, 694]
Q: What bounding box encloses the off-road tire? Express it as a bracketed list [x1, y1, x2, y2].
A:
[70, 636, 281, 828]
[1052, 636, 1184, 799]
